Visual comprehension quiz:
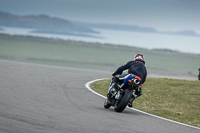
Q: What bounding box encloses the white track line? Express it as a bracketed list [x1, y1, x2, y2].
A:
[85, 78, 200, 130]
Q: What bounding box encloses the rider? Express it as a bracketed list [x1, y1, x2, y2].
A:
[107, 54, 147, 107]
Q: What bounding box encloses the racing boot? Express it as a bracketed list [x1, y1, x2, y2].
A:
[128, 95, 135, 107]
[135, 87, 142, 97]
[110, 82, 117, 95]
[107, 76, 119, 102]
[128, 88, 142, 107]
[107, 82, 117, 103]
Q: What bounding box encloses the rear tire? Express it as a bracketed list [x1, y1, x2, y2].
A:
[114, 89, 132, 112]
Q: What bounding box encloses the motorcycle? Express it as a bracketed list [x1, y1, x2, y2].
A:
[104, 74, 141, 112]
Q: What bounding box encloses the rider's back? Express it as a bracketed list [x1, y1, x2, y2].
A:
[128, 61, 147, 84]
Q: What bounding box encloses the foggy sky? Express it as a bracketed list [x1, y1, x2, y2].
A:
[0, 0, 200, 34]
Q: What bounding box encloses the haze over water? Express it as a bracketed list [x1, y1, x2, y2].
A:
[1, 26, 200, 54]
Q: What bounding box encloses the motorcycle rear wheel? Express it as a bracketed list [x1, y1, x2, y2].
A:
[114, 89, 132, 112]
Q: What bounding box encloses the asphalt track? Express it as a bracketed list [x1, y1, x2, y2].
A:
[0, 60, 199, 133]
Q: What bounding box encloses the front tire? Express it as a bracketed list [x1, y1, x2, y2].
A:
[114, 89, 132, 112]
[104, 99, 112, 109]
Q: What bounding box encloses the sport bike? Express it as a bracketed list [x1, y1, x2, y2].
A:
[104, 74, 141, 112]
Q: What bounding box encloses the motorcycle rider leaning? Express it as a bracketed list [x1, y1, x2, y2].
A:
[107, 54, 147, 107]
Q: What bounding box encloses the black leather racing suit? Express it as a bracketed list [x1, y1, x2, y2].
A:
[112, 60, 147, 84]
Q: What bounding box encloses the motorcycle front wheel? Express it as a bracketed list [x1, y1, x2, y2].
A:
[104, 99, 112, 109]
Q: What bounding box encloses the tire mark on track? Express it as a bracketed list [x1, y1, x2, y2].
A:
[53, 79, 84, 111]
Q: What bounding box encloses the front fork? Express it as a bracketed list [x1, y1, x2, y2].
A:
[115, 91, 121, 100]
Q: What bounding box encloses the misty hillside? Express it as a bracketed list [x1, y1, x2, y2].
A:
[1, 11, 199, 38]
[75, 22, 200, 37]
[75, 22, 158, 33]
[0, 11, 99, 37]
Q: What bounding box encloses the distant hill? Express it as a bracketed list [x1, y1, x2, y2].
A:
[74, 22, 158, 33]
[75, 22, 200, 37]
[0, 11, 199, 38]
[0, 11, 100, 38]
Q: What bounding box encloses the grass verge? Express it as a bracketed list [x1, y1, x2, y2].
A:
[91, 78, 200, 128]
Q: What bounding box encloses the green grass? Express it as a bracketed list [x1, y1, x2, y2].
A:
[0, 34, 199, 77]
[91, 78, 200, 128]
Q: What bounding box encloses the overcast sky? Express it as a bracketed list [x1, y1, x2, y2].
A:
[0, 0, 200, 34]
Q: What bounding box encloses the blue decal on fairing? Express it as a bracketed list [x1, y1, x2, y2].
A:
[123, 76, 136, 83]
